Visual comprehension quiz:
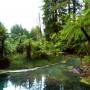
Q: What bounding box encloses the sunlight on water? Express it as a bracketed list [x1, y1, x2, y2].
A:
[3, 76, 46, 90]
[3, 81, 12, 90]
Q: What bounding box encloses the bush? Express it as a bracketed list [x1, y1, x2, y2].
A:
[32, 50, 48, 59]
[9, 54, 29, 69]
[82, 56, 90, 64]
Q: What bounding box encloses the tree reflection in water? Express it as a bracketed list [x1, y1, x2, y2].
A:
[0, 65, 90, 90]
[44, 77, 61, 90]
[0, 74, 8, 90]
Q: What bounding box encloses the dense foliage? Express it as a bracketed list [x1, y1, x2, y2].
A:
[43, 0, 81, 40]
[0, 0, 90, 70]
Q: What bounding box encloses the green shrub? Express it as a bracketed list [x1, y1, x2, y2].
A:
[82, 56, 90, 64]
[9, 54, 28, 69]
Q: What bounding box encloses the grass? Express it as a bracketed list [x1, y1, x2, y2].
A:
[0, 54, 82, 70]
[7, 54, 64, 70]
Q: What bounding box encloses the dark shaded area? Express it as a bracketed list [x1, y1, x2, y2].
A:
[0, 35, 10, 69]
[16, 45, 24, 54]
[0, 36, 5, 58]
[26, 42, 32, 60]
[0, 57, 10, 69]
[16, 39, 24, 54]
[80, 83, 90, 90]
[63, 48, 75, 54]
[44, 78, 60, 90]
[81, 27, 90, 43]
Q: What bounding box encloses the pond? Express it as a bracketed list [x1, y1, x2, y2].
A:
[0, 64, 90, 90]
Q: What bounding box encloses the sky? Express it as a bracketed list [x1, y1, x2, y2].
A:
[0, 0, 43, 32]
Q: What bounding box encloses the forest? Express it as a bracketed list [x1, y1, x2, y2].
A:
[0, 0, 90, 88]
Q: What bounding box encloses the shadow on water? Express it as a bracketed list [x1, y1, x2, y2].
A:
[0, 64, 90, 90]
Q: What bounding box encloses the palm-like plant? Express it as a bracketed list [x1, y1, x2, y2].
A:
[60, 0, 90, 54]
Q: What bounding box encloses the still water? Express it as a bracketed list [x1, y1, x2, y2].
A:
[0, 64, 90, 90]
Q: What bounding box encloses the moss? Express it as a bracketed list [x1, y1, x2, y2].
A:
[81, 78, 90, 85]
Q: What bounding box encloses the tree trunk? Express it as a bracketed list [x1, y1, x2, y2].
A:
[2, 39, 4, 57]
[0, 36, 4, 58]
[81, 27, 90, 54]
[68, 0, 71, 16]
[72, 0, 76, 20]
[81, 27, 90, 43]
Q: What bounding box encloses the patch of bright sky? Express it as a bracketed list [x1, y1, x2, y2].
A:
[0, 0, 43, 32]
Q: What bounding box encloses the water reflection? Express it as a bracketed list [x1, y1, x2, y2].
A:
[44, 77, 61, 90]
[0, 64, 90, 90]
[0, 74, 8, 90]
[3, 76, 45, 90]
